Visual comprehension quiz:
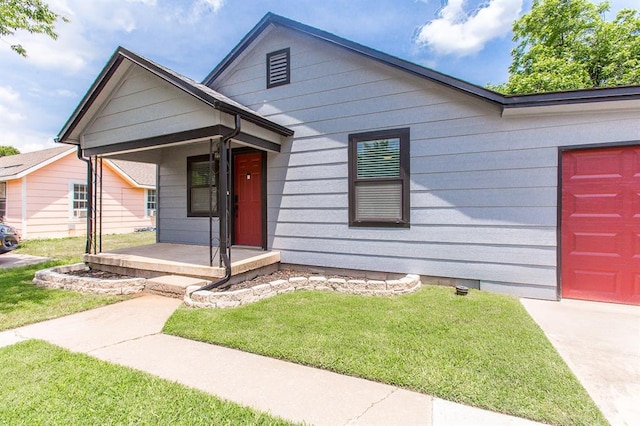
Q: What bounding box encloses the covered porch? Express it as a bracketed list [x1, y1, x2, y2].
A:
[56, 47, 293, 288]
[84, 243, 281, 283]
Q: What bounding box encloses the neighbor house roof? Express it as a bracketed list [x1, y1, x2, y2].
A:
[108, 159, 156, 188]
[57, 46, 293, 145]
[0, 146, 75, 180]
[0, 145, 156, 188]
[203, 12, 640, 112]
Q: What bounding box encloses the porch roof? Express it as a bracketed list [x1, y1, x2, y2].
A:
[57, 47, 293, 156]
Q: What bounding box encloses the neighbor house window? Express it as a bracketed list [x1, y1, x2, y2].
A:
[266, 48, 290, 88]
[146, 189, 157, 217]
[0, 182, 6, 219]
[348, 128, 410, 227]
[72, 183, 88, 219]
[187, 155, 218, 217]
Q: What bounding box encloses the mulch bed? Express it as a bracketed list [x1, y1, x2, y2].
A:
[66, 267, 360, 292]
[209, 269, 360, 292]
[66, 269, 134, 280]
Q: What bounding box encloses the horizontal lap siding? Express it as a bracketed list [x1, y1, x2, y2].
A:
[157, 142, 218, 245]
[21, 154, 152, 239]
[212, 27, 640, 299]
[83, 67, 217, 149]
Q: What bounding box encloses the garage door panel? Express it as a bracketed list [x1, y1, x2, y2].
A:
[564, 192, 623, 218]
[562, 146, 640, 305]
[563, 150, 625, 181]
[570, 231, 621, 257]
[631, 149, 640, 178]
[567, 269, 618, 294]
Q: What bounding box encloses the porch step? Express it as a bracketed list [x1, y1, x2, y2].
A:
[144, 275, 209, 299]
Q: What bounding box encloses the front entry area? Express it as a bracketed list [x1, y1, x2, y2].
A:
[233, 151, 264, 247]
[561, 146, 640, 305]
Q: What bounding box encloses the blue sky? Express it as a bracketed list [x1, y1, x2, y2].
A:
[0, 0, 636, 152]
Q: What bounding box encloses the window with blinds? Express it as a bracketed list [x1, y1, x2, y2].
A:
[266, 48, 290, 88]
[187, 154, 218, 217]
[348, 128, 410, 227]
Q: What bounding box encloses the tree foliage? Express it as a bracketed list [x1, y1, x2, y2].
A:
[0, 146, 20, 156]
[0, 0, 67, 56]
[496, 0, 640, 94]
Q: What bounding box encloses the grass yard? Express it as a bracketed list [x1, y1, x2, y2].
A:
[0, 340, 291, 425]
[165, 286, 607, 426]
[1, 232, 156, 331]
[14, 230, 156, 263]
[0, 262, 127, 331]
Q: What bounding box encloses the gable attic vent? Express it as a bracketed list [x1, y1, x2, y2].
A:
[267, 48, 290, 88]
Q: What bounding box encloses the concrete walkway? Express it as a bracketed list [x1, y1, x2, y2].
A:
[0, 253, 48, 268]
[522, 298, 640, 426]
[0, 295, 543, 426]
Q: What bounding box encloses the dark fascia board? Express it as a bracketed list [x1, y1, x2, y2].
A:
[58, 46, 293, 144]
[203, 12, 640, 109]
[502, 84, 640, 108]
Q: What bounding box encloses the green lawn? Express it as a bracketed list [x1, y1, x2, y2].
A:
[0, 340, 291, 425]
[0, 261, 127, 331]
[14, 231, 157, 263]
[1, 232, 157, 331]
[165, 286, 607, 426]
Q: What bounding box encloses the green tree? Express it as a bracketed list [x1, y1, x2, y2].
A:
[0, 0, 67, 57]
[495, 0, 640, 94]
[0, 146, 20, 156]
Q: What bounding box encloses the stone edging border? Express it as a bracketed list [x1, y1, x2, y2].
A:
[184, 274, 422, 309]
[33, 263, 146, 295]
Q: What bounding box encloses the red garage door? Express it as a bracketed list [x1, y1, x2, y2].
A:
[562, 146, 640, 305]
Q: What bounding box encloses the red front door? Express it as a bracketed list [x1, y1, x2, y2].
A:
[561, 147, 640, 305]
[234, 152, 263, 247]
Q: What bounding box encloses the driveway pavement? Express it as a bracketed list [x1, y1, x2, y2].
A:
[521, 298, 640, 426]
[0, 253, 48, 268]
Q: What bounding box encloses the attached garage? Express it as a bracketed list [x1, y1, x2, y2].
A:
[561, 146, 640, 305]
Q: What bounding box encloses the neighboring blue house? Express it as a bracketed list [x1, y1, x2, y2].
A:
[58, 13, 640, 305]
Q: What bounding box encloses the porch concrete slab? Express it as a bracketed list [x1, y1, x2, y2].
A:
[15, 295, 181, 353]
[521, 298, 640, 426]
[84, 243, 280, 280]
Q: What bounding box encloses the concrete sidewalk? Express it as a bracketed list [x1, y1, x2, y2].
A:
[1, 295, 543, 426]
[522, 298, 640, 426]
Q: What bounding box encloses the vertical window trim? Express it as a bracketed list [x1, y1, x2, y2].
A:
[266, 48, 290, 89]
[187, 154, 219, 217]
[145, 188, 157, 218]
[348, 128, 410, 228]
[69, 181, 88, 220]
[0, 181, 6, 220]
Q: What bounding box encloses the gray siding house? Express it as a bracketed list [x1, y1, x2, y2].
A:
[58, 13, 640, 305]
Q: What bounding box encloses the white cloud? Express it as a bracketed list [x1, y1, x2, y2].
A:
[415, 0, 523, 56]
[0, 86, 20, 103]
[196, 0, 225, 13]
[187, 0, 225, 21]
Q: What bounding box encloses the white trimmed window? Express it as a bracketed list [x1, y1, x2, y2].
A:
[71, 182, 88, 219]
[146, 189, 157, 217]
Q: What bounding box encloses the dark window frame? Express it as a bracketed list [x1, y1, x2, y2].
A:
[266, 48, 290, 89]
[187, 154, 219, 217]
[348, 128, 410, 228]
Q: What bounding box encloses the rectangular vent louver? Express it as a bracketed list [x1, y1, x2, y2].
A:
[267, 48, 290, 88]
